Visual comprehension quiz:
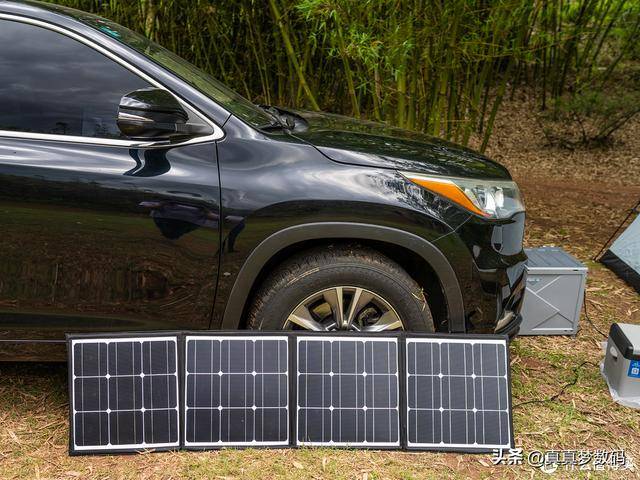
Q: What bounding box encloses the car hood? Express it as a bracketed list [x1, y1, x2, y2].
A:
[289, 110, 510, 180]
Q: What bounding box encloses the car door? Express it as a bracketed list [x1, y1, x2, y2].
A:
[0, 18, 221, 340]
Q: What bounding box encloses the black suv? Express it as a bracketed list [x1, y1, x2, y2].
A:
[0, 1, 526, 360]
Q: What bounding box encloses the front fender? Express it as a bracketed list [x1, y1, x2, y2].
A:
[220, 222, 465, 332]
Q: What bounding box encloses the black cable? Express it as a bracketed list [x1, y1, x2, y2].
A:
[513, 290, 606, 408]
[513, 360, 598, 408]
[582, 290, 608, 339]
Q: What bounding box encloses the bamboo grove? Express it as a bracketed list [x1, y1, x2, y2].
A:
[49, 0, 640, 150]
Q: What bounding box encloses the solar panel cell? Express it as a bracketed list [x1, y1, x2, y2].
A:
[406, 337, 512, 451]
[296, 337, 400, 447]
[70, 336, 180, 453]
[183, 336, 289, 447]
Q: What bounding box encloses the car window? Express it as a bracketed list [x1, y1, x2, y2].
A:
[0, 19, 151, 139]
[64, 11, 274, 128]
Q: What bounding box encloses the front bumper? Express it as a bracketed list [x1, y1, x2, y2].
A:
[495, 312, 522, 338]
[434, 211, 527, 333]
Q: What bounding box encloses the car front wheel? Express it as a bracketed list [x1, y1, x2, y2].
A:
[246, 245, 434, 332]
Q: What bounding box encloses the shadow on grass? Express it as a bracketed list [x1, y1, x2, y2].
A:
[0, 363, 69, 417]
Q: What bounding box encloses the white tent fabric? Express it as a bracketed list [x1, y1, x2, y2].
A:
[609, 215, 640, 272]
[601, 211, 640, 294]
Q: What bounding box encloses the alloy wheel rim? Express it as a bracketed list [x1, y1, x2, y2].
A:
[284, 286, 404, 332]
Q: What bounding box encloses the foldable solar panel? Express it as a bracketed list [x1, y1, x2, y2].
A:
[296, 336, 400, 447]
[69, 331, 513, 455]
[183, 335, 289, 447]
[69, 335, 180, 454]
[405, 337, 512, 452]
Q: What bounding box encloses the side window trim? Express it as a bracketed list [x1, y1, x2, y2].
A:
[0, 14, 224, 148]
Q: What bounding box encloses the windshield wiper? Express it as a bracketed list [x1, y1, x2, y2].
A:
[255, 105, 295, 131]
[256, 119, 287, 131]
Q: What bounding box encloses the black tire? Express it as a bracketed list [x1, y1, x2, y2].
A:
[246, 244, 434, 332]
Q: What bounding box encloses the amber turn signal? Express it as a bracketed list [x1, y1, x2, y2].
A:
[403, 174, 490, 217]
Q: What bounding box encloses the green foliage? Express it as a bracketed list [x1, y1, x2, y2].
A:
[47, 0, 640, 150]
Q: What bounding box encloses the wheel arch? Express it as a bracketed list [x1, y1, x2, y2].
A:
[221, 222, 465, 332]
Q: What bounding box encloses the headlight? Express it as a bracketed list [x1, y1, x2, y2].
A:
[401, 172, 525, 219]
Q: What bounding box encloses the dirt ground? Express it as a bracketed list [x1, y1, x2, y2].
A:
[1, 94, 640, 479]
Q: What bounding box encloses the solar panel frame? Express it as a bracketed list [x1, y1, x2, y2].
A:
[67, 332, 181, 455]
[182, 332, 292, 449]
[294, 332, 403, 449]
[67, 330, 514, 455]
[404, 333, 513, 453]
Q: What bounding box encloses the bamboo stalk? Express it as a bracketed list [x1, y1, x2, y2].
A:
[268, 0, 319, 110]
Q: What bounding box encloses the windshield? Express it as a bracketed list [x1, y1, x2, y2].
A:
[61, 7, 272, 127]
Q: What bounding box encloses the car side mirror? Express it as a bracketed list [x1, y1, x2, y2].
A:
[117, 88, 211, 140]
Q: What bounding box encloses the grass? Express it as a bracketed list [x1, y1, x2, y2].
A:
[1, 97, 640, 478]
